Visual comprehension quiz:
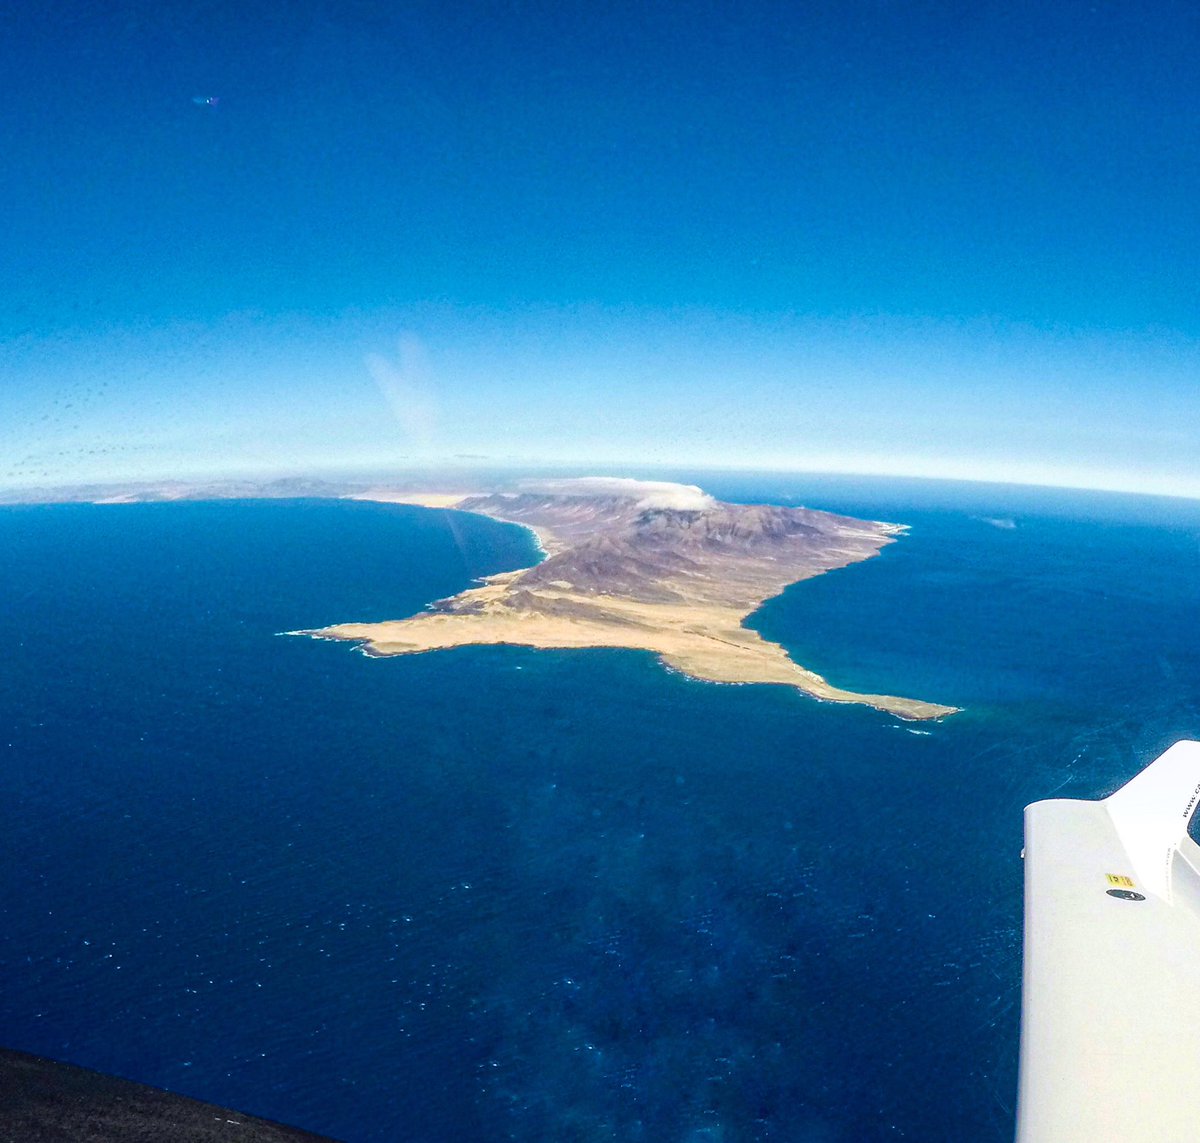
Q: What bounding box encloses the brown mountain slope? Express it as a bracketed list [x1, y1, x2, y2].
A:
[307, 483, 958, 721]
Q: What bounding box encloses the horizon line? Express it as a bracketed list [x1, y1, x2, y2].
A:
[3, 462, 1200, 507]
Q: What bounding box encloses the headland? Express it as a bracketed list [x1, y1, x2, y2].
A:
[315, 478, 958, 721]
[1, 473, 958, 719]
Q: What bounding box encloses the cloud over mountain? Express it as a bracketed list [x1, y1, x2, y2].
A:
[523, 476, 715, 511]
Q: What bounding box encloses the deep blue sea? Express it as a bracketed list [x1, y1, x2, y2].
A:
[2, 476, 1200, 1142]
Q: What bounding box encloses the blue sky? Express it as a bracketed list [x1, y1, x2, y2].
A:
[4, 1, 1200, 495]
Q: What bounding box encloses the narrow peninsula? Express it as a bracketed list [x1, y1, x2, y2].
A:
[301, 478, 958, 721]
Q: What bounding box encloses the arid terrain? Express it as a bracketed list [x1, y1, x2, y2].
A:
[313, 479, 958, 720]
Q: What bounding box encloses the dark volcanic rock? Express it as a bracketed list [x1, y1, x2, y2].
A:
[462, 496, 892, 607]
[0, 1048, 338, 1142]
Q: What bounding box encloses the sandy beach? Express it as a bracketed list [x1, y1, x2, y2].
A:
[310, 586, 957, 720]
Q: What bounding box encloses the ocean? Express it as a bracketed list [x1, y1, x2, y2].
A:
[2, 477, 1199, 1142]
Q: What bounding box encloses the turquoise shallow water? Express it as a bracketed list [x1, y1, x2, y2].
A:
[1, 481, 1199, 1141]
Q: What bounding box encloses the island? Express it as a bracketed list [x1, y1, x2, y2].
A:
[297, 477, 958, 721]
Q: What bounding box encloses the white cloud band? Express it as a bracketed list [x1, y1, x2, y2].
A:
[522, 476, 715, 510]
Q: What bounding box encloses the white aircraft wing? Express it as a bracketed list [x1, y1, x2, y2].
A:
[1016, 739, 1200, 1142]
